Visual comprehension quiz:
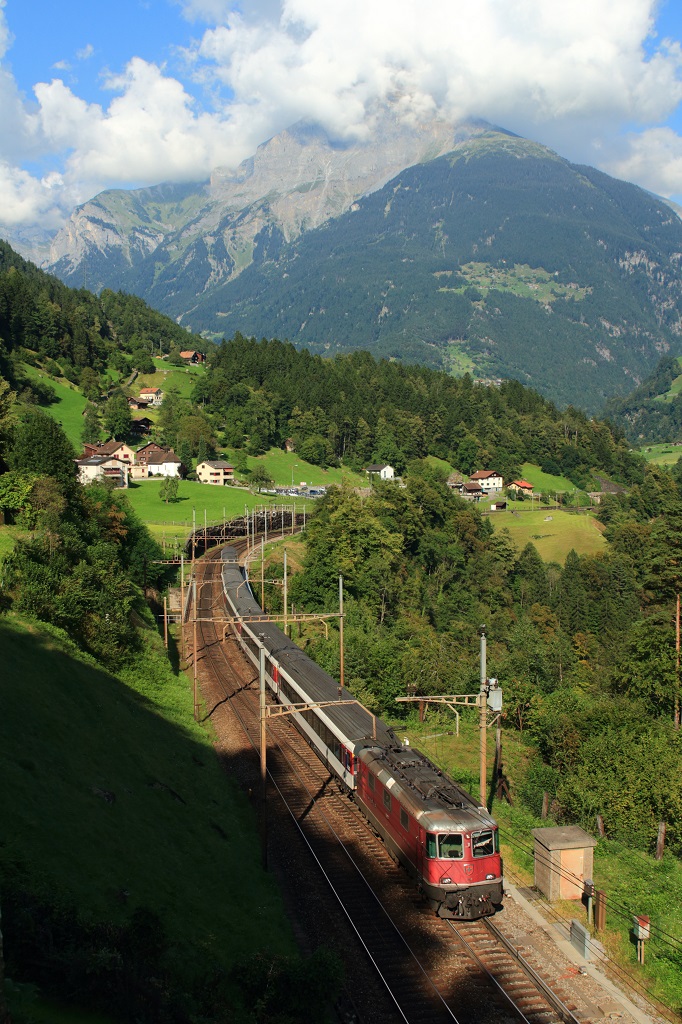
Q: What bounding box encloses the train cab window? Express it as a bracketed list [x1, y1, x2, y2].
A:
[368, 772, 375, 791]
[472, 830, 495, 857]
[438, 834, 463, 859]
[400, 808, 409, 831]
[383, 788, 391, 812]
[426, 833, 437, 858]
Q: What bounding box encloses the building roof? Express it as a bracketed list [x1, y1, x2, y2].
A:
[365, 463, 392, 472]
[469, 470, 500, 481]
[199, 460, 234, 470]
[75, 456, 126, 467]
[146, 450, 181, 465]
[94, 440, 128, 456]
[531, 826, 597, 851]
[511, 479, 533, 489]
[463, 481, 483, 492]
[179, 350, 203, 358]
[139, 387, 162, 395]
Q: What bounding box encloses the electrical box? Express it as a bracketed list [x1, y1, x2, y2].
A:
[633, 915, 650, 940]
[487, 680, 502, 713]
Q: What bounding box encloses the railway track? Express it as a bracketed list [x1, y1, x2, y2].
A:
[188, 544, 587, 1024]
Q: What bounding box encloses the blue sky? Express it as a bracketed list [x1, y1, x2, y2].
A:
[1, 0, 682, 238]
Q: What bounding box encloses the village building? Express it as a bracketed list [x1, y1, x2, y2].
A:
[446, 471, 465, 490]
[80, 440, 135, 464]
[196, 460, 235, 485]
[461, 480, 484, 501]
[469, 470, 504, 492]
[138, 387, 164, 406]
[75, 456, 129, 488]
[130, 417, 153, 436]
[128, 397, 150, 410]
[508, 479, 534, 496]
[146, 450, 184, 478]
[364, 463, 395, 480]
[135, 441, 169, 467]
[179, 350, 206, 364]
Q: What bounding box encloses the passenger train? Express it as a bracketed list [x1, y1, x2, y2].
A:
[221, 546, 503, 920]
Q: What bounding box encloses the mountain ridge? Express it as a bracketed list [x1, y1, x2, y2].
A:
[41, 116, 682, 411]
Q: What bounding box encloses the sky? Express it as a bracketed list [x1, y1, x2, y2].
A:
[2, 0, 682, 238]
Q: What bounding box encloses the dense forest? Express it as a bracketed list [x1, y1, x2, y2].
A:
[196, 334, 642, 488]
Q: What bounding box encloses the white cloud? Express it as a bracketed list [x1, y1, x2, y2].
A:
[76, 43, 94, 61]
[604, 127, 682, 198]
[2, 0, 682, 231]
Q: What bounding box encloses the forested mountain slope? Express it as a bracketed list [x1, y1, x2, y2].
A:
[604, 355, 682, 443]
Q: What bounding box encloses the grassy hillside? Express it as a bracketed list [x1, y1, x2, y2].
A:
[640, 442, 682, 466]
[0, 612, 294, 1015]
[491, 508, 607, 562]
[21, 365, 88, 449]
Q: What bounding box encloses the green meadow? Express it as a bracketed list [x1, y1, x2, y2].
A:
[517, 462, 586, 497]
[21, 364, 88, 449]
[490, 508, 607, 563]
[224, 447, 367, 489]
[640, 442, 682, 466]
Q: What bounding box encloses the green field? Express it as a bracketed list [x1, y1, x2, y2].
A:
[21, 364, 88, 449]
[135, 357, 205, 401]
[437, 262, 590, 305]
[490, 508, 607, 562]
[517, 462, 585, 496]
[225, 447, 367, 489]
[639, 443, 682, 466]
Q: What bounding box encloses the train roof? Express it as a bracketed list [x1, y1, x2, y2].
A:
[221, 549, 395, 748]
[358, 745, 495, 832]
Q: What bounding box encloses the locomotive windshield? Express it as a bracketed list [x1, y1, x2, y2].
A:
[437, 834, 463, 859]
[472, 830, 495, 857]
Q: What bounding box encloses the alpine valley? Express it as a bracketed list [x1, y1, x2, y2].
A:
[45, 117, 682, 412]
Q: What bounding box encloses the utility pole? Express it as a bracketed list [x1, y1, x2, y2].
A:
[192, 507, 196, 565]
[261, 537, 265, 612]
[671, 598, 675, 733]
[259, 639, 268, 870]
[479, 625, 487, 807]
[338, 574, 345, 699]
[283, 548, 288, 637]
[193, 579, 199, 721]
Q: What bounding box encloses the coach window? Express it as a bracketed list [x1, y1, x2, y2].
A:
[472, 831, 494, 857]
[426, 833, 437, 858]
[400, 808, 409, 831]
[438, 834, 463, 859]
[383, 788, 391, 812]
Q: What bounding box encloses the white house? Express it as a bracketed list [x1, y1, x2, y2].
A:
[469, 470, 504, 493]
[75, 456, 129, 488]
[146, 450, 184, 478]
[364, 463, 395, 480]
[138, 387, 164, 407]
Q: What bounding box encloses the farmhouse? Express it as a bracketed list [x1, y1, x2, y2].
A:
[138, 387, 164, 406]
[179, 350, 205, 364]
[469, 470, 504, 492]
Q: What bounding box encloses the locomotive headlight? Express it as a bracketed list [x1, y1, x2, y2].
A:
[486, 873, 495, 880]
[440, 876, 452, 884]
